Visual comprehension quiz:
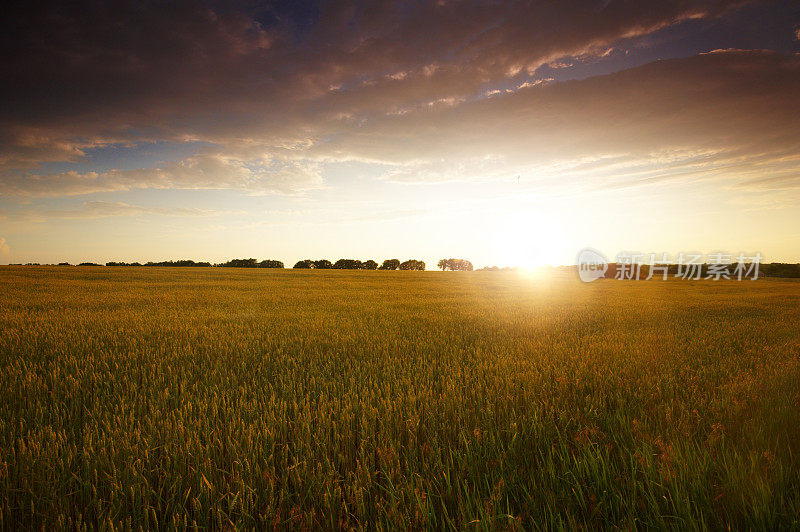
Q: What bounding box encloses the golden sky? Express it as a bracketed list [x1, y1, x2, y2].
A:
[1, 1, 799, 266]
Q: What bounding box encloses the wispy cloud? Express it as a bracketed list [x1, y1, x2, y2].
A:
[43, 201, 224, 220]
[3, 201, 234, 221]
[0, 155, 324, 197]
[308, 50, 800, 190]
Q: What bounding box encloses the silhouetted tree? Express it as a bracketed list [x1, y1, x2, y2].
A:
[259, 260, 284, 268]
[379, 259, 401, 270]
[333, 259, 364, 269]
[145, 260, 211, 267]
[313, 259, 332, 269]
[438, 258, 473, 271]
[57, 262, 71, 266]
[219, 258, 258, 268]
[762, 263, 800, 277]
[456, 259, 473, 271]
[363, 260, 378, 270]
[293, 259, 314, 269]
[399, 259, 425, 270]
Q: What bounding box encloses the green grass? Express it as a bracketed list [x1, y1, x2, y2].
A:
[1, 267, 799, 529]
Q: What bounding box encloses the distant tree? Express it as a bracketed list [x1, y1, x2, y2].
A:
[313, 259, 332, 269]
[145, 260, 211, 267]
[762, 263, 800, 278]
[259, 259, 284, 268]
[57, 262, 71, 266]
[78, 262, 101, 266]
[399, 259, 425, 271]
[182, 260, 211, 267]
[219, 258, 259, 268]
[333, 259, 364, 269]
[438, 258, 473, 271]
[131, 262, 142, 266]
[379, 259, 401, 270]
[293, 259, 314, 269]
[363, 260, 378, 270]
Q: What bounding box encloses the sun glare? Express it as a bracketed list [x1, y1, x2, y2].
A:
[492, 215, 572, 269]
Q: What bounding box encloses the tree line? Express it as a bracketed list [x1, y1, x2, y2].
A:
[292, 259, 426, 270]
[47, 258, 429, 270]
[24, 260, 800, 277]
[598, 262, 800, 279]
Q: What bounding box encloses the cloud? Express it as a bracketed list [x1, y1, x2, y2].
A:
[0, 154, 324, 197]
[306, 50, 800, 190]
[5, 49, 799, 196]
[43, 201, 221, 220]
[1, 201, 238, 222]
[0, 0, 761, 193]
[3, 1, 799, 200]
[0, 238, 9, 256]
[380, 156, 509, 184]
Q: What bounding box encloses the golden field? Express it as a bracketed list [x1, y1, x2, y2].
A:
[1, 267, 799, 529]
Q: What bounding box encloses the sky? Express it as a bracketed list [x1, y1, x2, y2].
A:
[1, 0, 799, 268]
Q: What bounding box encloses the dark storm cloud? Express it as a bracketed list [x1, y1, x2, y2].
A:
[1, 0, 794, 195]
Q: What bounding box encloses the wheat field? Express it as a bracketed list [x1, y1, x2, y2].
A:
[1, 266, 799, 529]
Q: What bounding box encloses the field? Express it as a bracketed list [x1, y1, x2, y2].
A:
[1, 267, 799, 529]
